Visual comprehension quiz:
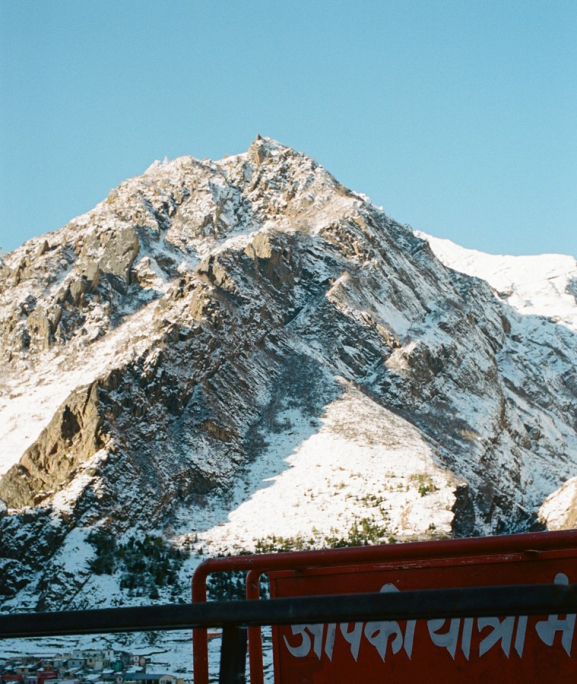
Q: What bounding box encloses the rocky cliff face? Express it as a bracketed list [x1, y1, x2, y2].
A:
[1, 136, 576, 610]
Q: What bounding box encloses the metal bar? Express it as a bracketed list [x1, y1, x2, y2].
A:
[219, 625, 247, 684]
[192, 564, 209, 684]
[2, 583, 577, 639]
[192, 529, 577, 583]
[246, 570, 264, 684]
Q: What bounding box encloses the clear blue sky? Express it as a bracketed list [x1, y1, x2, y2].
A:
[1, 0, 575, 256]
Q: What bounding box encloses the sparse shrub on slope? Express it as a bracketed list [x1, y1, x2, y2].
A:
[87, 530, 189, 598]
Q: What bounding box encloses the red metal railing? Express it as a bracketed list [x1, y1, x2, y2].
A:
[191, 528, 577, 683]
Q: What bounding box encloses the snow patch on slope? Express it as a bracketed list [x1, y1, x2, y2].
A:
[539, 477, 577, 530]
[185, 382, 456, 554]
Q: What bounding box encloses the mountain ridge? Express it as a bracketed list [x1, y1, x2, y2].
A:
[1, 136, 576, 610]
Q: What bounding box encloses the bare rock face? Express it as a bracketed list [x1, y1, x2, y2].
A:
[1, 136, 577, 608]
[0, 383, 105, 508]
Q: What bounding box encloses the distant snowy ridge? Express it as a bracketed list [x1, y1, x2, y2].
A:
[418, 231, 577, 529]
[417, 231, 577, 332]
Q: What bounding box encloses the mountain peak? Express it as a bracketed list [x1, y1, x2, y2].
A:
[1, 140, 577, 613]
[247, 134, 297, 165]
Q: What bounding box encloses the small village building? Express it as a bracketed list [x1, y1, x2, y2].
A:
[64, 662, 83, 672]
[83, 655, 104, 671]
[100, 675, 122, 684]
[51, 663, 66, 671]
[122, 674, 183, 684]
[127, 658, 146, 669]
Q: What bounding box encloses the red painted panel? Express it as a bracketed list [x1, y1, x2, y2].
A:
[270, 547, 577, 683]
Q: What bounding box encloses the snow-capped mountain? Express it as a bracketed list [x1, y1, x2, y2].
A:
[1, 136, 577, 611]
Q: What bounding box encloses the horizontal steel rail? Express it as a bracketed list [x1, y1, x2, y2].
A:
[2, 583, 577, 639]
[192, 529, 577, 589]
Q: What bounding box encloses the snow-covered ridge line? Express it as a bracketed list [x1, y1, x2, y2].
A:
[417, 231, 577, 332]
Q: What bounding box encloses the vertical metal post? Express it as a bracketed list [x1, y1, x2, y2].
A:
[219, 625, 247, 684]
[192, 569, 210, 684]
[246, 570, 265, 684]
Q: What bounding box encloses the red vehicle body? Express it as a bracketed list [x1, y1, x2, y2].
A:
[192, 529, 577, 683]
